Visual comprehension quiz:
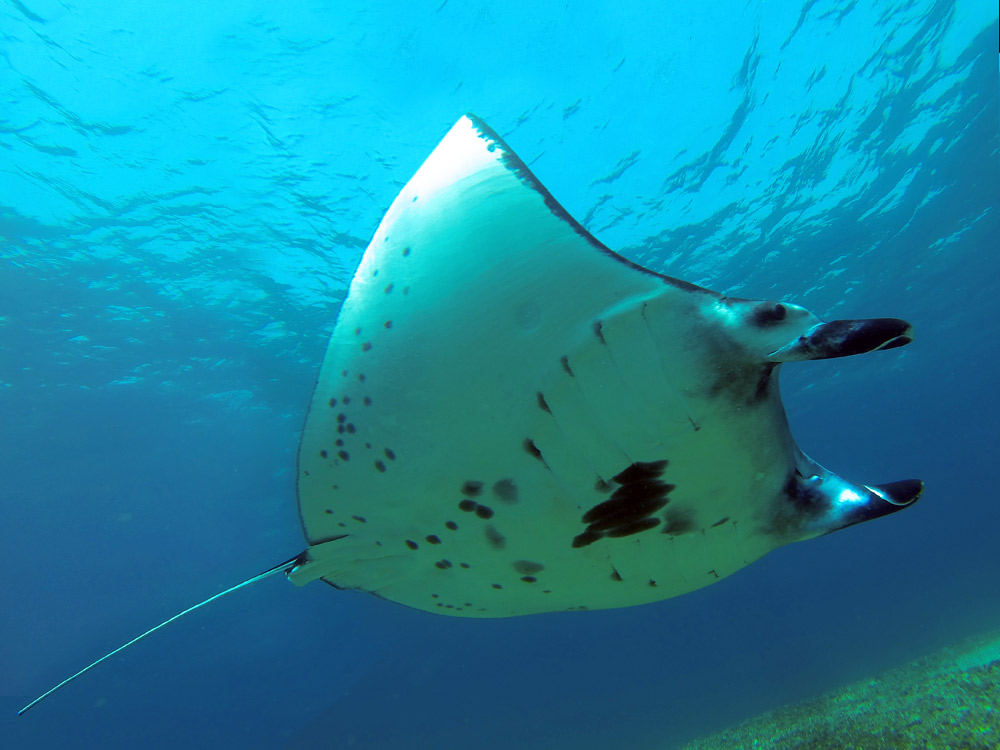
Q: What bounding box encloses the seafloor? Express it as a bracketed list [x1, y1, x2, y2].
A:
[679, 629, 1000, 750]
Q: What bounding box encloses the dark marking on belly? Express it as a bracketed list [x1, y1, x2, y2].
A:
[576, 460, 673, 545]
[606, 517, 662, 537]
[484, 524, 506, 549]
[593, 320, 607, 345]
[662, 508, 696, 535]
[524, 438, 544, 463]
[610, 568, 622, 581]
[571, 529, 604, 548]
[560, 355, 574, 377]
[461, 480, 483, 497]
[537, 392, 551, 414]
[513, 560, 545, 575]
[492, 478, 518, 503]
[711, 516, 731, 527]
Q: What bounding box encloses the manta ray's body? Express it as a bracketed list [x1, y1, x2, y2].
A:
[288, 114, 920, 617]
[18, 114, 921, 714]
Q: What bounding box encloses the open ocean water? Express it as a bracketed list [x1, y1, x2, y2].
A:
[2, 1, 997, 748]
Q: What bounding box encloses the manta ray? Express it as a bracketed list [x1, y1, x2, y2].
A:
[19, 113, 921, 713]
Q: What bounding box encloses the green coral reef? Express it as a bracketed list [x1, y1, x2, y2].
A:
[681, 630, 1000, 750]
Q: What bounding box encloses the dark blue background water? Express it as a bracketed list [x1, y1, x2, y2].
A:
[2, 1, 997, 748]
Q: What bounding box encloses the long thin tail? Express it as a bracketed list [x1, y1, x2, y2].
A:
[17, 553, 304, 715]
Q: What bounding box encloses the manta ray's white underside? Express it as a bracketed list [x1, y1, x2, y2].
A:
[289, 114, 919, 617]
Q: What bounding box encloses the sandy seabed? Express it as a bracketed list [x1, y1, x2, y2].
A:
[679, 629, 1000, 750]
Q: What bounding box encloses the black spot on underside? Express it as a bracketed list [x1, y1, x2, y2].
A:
[361, 342, 372, 352]
[374, 460, 386, 472]
[560, 355, 574, 377]
[484, 525, 505, 549]
[711, 516, 731, 527]
[512, 560, 545, 575]
[474, 504, 494, 520]
[492, 479, 518, 503]
[523, 438, 544, 462]
[662, 508, 696, 535]
[405, 540, 418, 550]
[536, 392, 551, 414]
[606, 517, 662, 537]
[461, 481, 483, 497]
[426, 535, 441, 545]
[577, 460, 673, 544]
[458, 499, 477, 512]
[445, 521, 458, 530]
[593, 320, 606, 345]
[572, 529, 603, 548]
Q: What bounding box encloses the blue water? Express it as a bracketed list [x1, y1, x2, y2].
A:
[2, 1, 997, 748]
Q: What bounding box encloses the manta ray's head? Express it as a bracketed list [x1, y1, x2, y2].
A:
[711, 297, 921, 542]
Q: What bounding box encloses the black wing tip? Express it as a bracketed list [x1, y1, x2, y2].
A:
[459, 113, 711, 295]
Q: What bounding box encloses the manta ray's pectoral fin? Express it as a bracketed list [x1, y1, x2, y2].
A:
[768, 317, 913, 361]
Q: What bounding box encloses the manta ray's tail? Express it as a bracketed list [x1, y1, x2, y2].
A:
[16, 553, 304, 715]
